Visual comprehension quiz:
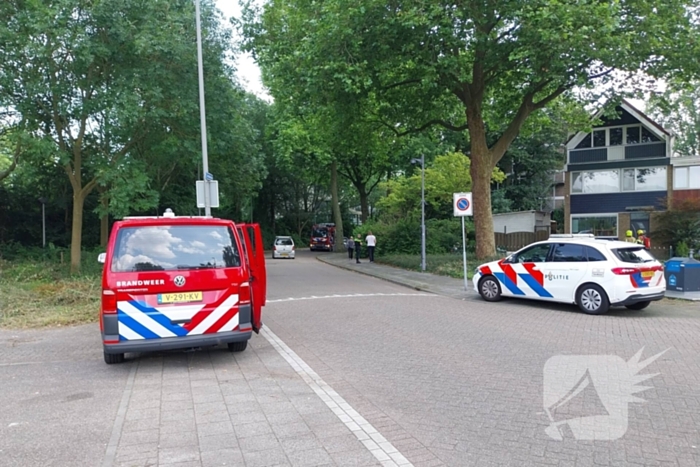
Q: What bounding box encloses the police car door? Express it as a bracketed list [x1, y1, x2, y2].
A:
[541, 243, 590, 303]
[500, 243, 554, 299]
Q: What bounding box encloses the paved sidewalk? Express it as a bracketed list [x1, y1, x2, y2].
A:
[316, 255, 475, 301]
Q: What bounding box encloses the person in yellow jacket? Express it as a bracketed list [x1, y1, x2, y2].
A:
[624, 230, 636, 243]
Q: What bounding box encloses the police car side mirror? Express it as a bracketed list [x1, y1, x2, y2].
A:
[97, 253, 106, 264]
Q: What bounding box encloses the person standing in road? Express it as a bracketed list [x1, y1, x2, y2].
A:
[355, 237, 362, 263]
[365, 231, 376, 262]
[347, 236, 355, 260]
[624, 230, 636, 243]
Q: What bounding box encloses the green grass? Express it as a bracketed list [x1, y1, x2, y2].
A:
[375, 253, 503, 280]
[0, 258, 101, 329]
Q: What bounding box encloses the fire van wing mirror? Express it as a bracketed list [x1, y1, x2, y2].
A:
[97, 253, 106, 264]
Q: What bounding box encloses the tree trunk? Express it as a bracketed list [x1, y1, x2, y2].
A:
[467, 106, 496, 260]
[330, 160, 346, 253]
[470, 152, 496, 260]
[358, 185, 369, 224]
[70, 191, 85, 274]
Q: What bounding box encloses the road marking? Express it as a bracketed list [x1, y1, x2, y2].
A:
[261, 327, 414, 467]
[102, 361, 138, 467]
[267, 292, 432, 304]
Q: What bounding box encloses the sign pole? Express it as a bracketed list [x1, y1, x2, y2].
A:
[461, 216, 468, 291]
[195, 0, 211, 217]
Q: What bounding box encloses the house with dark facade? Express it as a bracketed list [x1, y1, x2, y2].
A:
[564, 100, 674, 251]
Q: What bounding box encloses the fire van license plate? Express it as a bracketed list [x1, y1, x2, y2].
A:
[158, 292, 203, 304]
[641, 271, 655, 279]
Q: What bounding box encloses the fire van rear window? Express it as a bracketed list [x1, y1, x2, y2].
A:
[112, 225, 241, 272]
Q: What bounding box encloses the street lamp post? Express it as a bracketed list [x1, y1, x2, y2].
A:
[411, 155, 426, 272]
[195, 0, 211, 216]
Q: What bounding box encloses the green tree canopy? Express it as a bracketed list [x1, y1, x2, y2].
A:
[244, 0, 699, 258]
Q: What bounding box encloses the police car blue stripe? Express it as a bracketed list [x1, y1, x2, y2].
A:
[128, 300, 189, 337]
[518, 274, 553, 298]
[494, 272, 526, 296]
[117, 309, 160, 340]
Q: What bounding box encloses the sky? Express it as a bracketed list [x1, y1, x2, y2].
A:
[215, 0, 268, 99]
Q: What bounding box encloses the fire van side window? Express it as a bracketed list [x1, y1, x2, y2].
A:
[112, 225, 241, 272]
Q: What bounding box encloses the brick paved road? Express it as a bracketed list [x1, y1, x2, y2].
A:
[1, 250, 699, 466]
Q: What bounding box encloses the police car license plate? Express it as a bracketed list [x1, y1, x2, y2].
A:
[158, 291, 203, 304]
[641, 271, 655, 279]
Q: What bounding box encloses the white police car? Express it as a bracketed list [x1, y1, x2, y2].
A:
[473, 235, 665, 315]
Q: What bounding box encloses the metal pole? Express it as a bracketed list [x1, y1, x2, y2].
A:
[42, 202, 46, 248]
[195, 0, 211, 216]
[421, 154, 426, 272]
[462, 216, 468, 290]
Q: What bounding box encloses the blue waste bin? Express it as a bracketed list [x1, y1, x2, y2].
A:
[665, 257, 700, 292]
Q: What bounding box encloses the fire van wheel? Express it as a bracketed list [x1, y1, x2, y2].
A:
[626, 301, 651, 311]
[228, 341, 248, 352]
[478, 276, 502, 302]
[576, 284, 610, 315]
[104, 352, 125, 364]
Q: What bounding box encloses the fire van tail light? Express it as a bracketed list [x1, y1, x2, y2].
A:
[612, 267, 638, 275]
[239, 282, 251, 305]
[102, 290, 117, 314]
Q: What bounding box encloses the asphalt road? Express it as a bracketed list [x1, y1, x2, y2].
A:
[1, 249, 699, 466]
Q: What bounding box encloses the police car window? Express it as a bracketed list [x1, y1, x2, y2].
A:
[514, 244, 551, 263]
[585, 246, 607, 262]
[613, 247, 655, 264]
[551, 244, 587, 262]
[112, 225, 241, 272]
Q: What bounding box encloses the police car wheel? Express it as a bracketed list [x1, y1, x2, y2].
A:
[576, 284, 609, 315]
[626, 301, 650, 311]
[479, 276, 502, 302]
[228, 341, 248, 352]
[104, 352, 124, 364]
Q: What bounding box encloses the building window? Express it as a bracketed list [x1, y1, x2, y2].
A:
[674, 165, 700, 189]
[575, 133, 592, 149]
[609, 127, 623, 146]
[573, 125, 661, 151]
[692, 166, 700, 189]
[573, 167, 667, 194]
[641, 127, 660, 143]
[571, 170, 620, 194]
[635, 167, 666, 191]
[674, 167, 689, 188]
[572, 215, 617, 237]
[622, 169, 635, 191]
[593, 130, 606, 147]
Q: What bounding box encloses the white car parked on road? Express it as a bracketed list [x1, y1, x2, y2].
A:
[473, 235, 665, 315]
[272, 236, 295, 259]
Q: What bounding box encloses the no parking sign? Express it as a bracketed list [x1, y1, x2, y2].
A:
[453, 192, 472, 291]
[453, 192, 473, 217]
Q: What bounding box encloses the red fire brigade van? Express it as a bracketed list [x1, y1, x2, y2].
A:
[97, 209, 266, 364]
